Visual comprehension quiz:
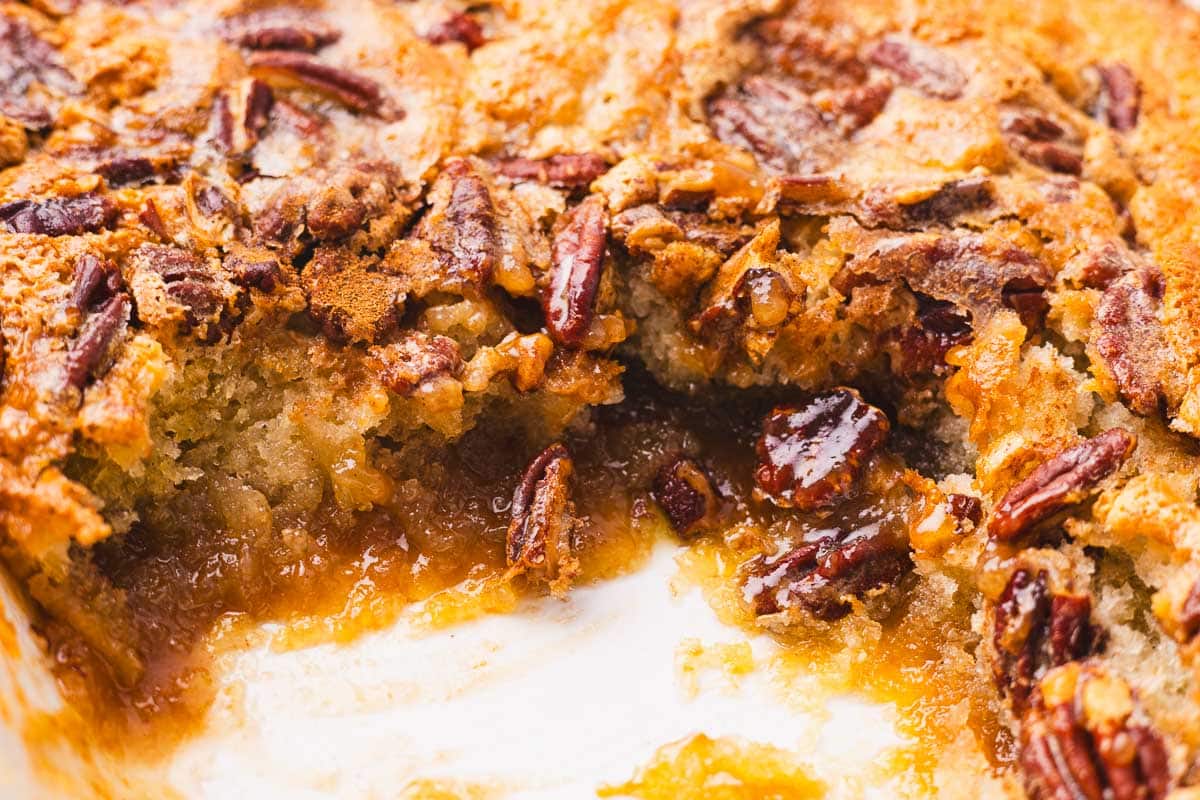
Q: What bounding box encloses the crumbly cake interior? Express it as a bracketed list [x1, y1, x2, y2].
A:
[4, 0, 1200, 796]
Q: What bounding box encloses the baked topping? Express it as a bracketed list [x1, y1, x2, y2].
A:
[0, 14, 76, 128]
[302, 248, 404, 343]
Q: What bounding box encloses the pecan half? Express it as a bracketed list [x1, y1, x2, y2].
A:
[134, 244, 209, 283]
[895, 176, 994, 226]
[694, 265, 796, 342]
[755, 389, 890, 510]
[269, 97, 325, 139]
[248, 51, 394, 118]
[496, 154, 608, 189]
[990, 429, 1137, 541]
[743, 524, 912, 621]
[212, 78, 274, 155]
[506, 443, 580, 592]
[1074, 242, 1133, 290]
[866, 36, 966, 100]
[946, 493, 983, 528]
[65, 253, 128, 390]
[1, 103, 50, 132]
[843, 227, 1052, 327]
[370, 333, 462, 396]
[677, 214, 756, 256]
[609, 204, 679, 251]
[392, 159, 505, 297]
[1180, 580, 1200, 642]
[225, 245, 285, 292]
[65, 294, 128, 391]
[139, 201, 168, 240]
[707, 76, 833, 174]
[1019, 665, 1172, 800]
[70, 253, 122, 312]
[1096, 267, 1169, 417]
[131, 245, 241, 344]
[1002, 277, 1052, 331]
[254, 187, 305, 247]
[1092, 63, 1140, 132]
[425, 11, 486, 51]
[435, 159, 499, 287]
[611, 204, 753, 260]
[242, 77, 274, 133]
[887, 294, 973, 378]
[651, 456, 722, 537]
[544, 195, 607, 347]
[993, 569, 1099, 711]
[306, 179, 379, 242]
[165, 280, 230, 341]
[232, 23, 340, 52]
[816, 77, 894, 132]
[717, 19, 891, 150]
[96, 156, 156, 187]
[0, 15, 77, 129]
[756, 17, 868, 91]
[0, 193, 117, 236]
[1001, 108, 1084, 175]
[195, 185, 230, 218]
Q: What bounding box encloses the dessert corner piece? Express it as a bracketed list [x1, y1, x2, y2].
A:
[2, 0, 1200, 797]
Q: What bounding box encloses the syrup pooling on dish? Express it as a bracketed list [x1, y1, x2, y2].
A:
[599, 733, 825, 800]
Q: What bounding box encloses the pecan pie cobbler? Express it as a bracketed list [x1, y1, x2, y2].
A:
[3, 0, 1200, 795]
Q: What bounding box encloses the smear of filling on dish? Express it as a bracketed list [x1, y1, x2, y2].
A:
[598, 733, 825, 800]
